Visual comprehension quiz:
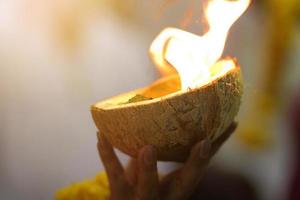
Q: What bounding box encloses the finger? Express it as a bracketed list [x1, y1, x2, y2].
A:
[136, 145, 159, 200]
[164, 140, 212, 200]
[162, 123, 237, 199]
[210, 122, 238, 156]
[97, 132, 129, 194]
[159, 169, 180, 198]
[125, 158, 138, 185]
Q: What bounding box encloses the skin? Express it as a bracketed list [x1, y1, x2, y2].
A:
[97, 122, 237, 200]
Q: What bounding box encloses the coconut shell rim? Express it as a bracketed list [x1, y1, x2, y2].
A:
[92, 65, 240, 111]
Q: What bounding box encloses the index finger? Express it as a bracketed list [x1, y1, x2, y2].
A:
[97, 132, 128, 193]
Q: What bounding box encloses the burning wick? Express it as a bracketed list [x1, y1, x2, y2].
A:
[150, 0, 250, 90]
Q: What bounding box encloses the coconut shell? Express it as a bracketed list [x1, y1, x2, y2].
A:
[91, 67, 243, 161]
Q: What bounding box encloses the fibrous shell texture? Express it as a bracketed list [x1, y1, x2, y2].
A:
[91, 67, 243, 161]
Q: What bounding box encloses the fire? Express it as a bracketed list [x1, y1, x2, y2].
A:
[150, 0, 250, 90]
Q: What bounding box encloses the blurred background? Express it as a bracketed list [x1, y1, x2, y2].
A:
[1, 0, 300, 199]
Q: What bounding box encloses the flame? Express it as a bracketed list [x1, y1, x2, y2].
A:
[150, 0, 250, 90]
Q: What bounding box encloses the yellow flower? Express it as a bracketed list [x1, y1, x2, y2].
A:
[55, 172, 110, 200]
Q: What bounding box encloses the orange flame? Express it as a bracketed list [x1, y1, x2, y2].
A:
[150, 0, 250, 90]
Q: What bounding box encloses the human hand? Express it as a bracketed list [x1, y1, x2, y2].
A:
[97, 122, 237, 200]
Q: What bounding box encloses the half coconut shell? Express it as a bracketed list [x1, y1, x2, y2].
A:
[91, 66, 242, 161]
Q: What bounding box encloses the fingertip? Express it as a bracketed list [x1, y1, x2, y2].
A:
[192, 140, 212, 159]
[144, 146, 157, 167]
[210, 122, 238, 156]
[97, 134, 115, 161]
[140, 145, 157, 168]
[228, 121, 238, 133]
[136, 145, 159, 199]
[199, 140, 212, 159]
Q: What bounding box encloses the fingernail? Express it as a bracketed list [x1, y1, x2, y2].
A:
[199, 140, 211, 159]
[143, 146, 156, 167]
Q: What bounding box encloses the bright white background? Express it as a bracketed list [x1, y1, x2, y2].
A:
[0, 0, 299, 199]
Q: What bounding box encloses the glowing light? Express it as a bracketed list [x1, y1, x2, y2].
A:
[150, 0, 250, 90]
